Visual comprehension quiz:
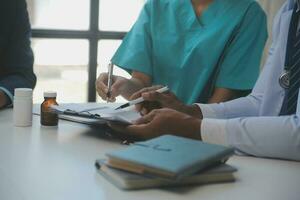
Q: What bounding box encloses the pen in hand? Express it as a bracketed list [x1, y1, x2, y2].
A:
[106, 62, 114, 103]
[115, 86, 169, 110]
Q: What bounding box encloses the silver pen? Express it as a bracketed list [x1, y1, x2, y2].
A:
[106, 62, 114, 103]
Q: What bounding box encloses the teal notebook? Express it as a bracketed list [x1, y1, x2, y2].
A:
[106, 135, 234, 180]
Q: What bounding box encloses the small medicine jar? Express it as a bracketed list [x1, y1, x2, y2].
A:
[13, 88, 33, 127]
[41, 91, 59, 126]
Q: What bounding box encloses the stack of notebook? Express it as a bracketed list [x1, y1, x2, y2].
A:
[95, 135, 237, 190]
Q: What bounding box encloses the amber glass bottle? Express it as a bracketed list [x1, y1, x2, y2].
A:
[41, 92, 59, 126]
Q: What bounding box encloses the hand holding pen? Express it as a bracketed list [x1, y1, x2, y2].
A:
[96, 63, 129, 102]
[126, 85, 199, 117]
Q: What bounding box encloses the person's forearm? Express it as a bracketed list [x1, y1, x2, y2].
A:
[186, 117, 202, 140]
[181, 104, 203, 119]
[176, 116, 202, 140]
[0, 73, 36, 95]
[197, 92, 263, 120]
[0, 91, 8, 108]
[225, 116, 300, 161]
[176, 88, 238, 119]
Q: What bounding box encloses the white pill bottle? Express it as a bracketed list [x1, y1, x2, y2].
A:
[13, 88, 33, 127]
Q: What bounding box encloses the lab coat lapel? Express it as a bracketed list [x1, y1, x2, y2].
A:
[259, 8, 292, 116]
[276, 0, 293, 75]
[279, 10, 293, 68]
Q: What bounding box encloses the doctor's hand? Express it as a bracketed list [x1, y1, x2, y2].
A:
[109, 108, 202, 140]
[96, 73, 131, 102]
[130, 85, 202, 118]
[96, 72, 151, 102]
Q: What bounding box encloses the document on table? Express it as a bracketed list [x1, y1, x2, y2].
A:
[33, 103, 141, 125]
[50, 103, 141, 125]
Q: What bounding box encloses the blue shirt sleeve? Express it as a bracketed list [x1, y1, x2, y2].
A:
[215, 2, 268, 90]
[0, 0, 36, 106]
[111, 0, 153, 76]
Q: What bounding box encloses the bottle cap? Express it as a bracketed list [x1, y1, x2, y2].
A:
[44, 91, 57, 98]
[14, 88, 33, 97]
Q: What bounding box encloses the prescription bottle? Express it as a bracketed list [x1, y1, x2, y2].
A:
[41, 91, 58, 126]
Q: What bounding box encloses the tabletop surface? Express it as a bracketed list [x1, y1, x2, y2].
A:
[0, 108, 300, 200]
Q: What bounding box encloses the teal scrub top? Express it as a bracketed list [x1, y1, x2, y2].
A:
[111, 0, 268, 104]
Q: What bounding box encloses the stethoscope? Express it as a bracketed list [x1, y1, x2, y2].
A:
[279, 6, 300, 89]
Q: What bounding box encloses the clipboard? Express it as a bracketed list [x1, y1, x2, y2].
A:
[50, 104, 141, 125]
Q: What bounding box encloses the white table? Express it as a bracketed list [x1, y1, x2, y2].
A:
[0, 108, 300, 200]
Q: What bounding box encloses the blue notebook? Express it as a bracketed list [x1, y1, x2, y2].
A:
[106, 135, 234, 180]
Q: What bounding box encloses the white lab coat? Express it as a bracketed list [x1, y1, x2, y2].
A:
[199, 0, 300, 161]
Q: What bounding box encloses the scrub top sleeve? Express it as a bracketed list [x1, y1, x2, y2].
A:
[215, 2, 268, 90]
[111, 1, 153, 77]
